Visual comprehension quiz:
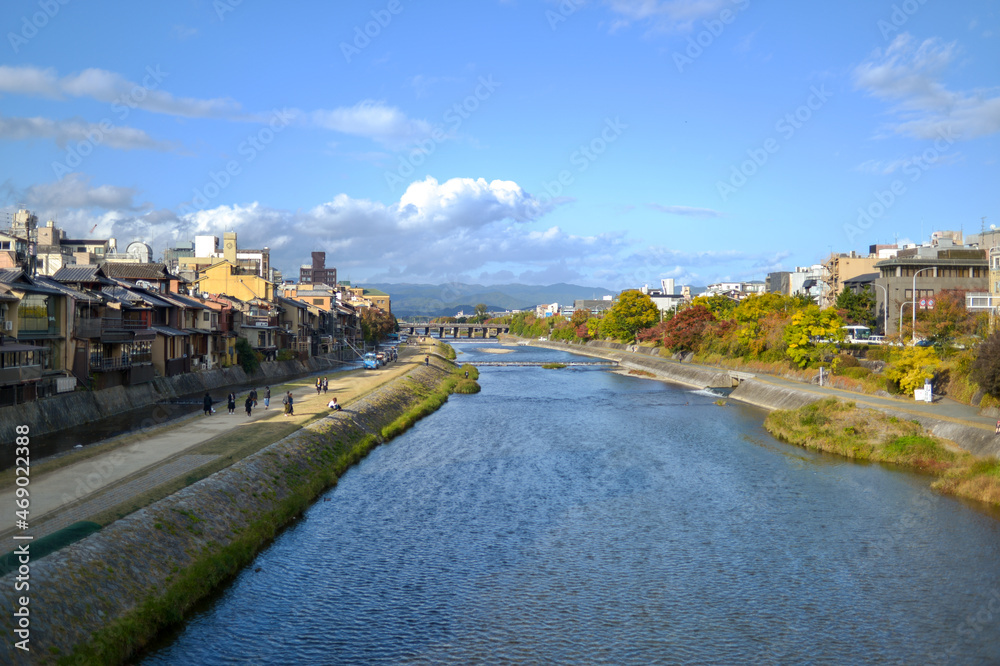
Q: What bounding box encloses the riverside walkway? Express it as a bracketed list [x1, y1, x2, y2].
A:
[0, 342, 437, 546]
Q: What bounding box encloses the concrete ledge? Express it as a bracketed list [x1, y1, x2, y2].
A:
[0, 355, 349, 442]
[0, 362, 450, 662]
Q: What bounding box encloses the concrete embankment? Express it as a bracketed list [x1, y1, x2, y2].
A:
[520, 338, 1000, 457]
[0, 358, 456, 664]
[0, 355, 348, 442]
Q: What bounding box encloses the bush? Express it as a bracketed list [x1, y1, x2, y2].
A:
[838, 367, 872, 379]
[276, 349, 295, 362]
[234, 337, 260, 375]
[971, 332, 1000, 399]
[836, 353, 860, 368]
[454, 379, 481, 394]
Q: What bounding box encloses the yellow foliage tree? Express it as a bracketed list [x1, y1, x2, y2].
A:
[783, 305, 844, 367]
[884, 346, 941, 394]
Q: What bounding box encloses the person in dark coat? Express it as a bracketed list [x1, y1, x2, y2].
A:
[227, 392, 236, 415]
[203, 392, 213, 416]
[264, 385, 271, 410]
[245, 394, 253, 417]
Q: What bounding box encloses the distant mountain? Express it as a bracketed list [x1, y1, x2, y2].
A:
[366, 282, 618, 318]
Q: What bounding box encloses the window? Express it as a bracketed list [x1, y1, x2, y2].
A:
[0, 241, 9, 250]
[203, 312, 210, 321]
[17, 295, 52, 332]
[313, 298, 324, 305]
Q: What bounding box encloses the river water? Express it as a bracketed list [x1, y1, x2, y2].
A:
[141, 343, 1000, 664]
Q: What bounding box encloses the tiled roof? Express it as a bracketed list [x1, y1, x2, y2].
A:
[0, 269, 26, 284]
[100, 262, 170, 279]
[52, 265, 103, 283]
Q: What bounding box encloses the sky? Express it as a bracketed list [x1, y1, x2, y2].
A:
[0, 0, 997, 289]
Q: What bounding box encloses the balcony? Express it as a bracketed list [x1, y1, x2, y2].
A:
[75, 317, 150, 338]
[0, 365, 42, 385]
[89, 353, 153, 372]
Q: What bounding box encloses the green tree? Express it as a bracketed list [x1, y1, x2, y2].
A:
[473, 303, 489, 323]
[835, 286, 876, 328]
[689, 294, 738, 320]
[782, 305, 844, 367]
[234, 336, 260, 375]
[733, 293, 793, 354]
[360, 307, 396, 343]
[600, 291, 660, 342]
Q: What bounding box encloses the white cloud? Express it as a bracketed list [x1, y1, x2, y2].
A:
[0, 65, 241, 119]
[309, 101, 434, 148]
[647, 203, 723, 217]
[603, 0, 739, 31]
[24, 174, 147, 211]
[854, 33, 1000, 140]
[0, 114, 177, 151]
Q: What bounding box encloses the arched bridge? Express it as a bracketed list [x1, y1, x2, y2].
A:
[397, 322, 510, 339]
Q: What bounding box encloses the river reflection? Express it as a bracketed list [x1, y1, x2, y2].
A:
[142, 342, 1000, 664]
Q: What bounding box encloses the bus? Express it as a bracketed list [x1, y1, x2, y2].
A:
[841, 325, 883, 344]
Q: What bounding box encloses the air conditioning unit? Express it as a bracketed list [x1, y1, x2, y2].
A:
[3, 321, 11, 331]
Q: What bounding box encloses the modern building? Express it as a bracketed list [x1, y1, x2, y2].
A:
[300, 251, 337, 286]
[874, 238, 987, 335]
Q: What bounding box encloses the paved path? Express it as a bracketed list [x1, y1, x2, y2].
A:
[0, 342, 435, 544]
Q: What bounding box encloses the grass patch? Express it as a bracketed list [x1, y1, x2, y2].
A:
[541, 363, 567, 369]
[765, 398, 1000, 507]
[454, 379, 481, 394]
[628, 369, 655, 377]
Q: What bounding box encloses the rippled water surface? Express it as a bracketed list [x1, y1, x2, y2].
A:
[142, 342, 1000, 664]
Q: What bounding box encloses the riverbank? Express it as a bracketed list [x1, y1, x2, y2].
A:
[0, 354, 354, 443]
[0, 345, 469, 664]
[509, 337, 1000, 510]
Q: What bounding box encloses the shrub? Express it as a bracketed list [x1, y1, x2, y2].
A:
[234, 337, 260, 375]
[839, 367, 872, 380]
[971, 332, 1000, 399]
[454, 379, 481, 394]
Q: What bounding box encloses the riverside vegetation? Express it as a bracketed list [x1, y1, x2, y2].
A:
[766, 398, 1000, 508]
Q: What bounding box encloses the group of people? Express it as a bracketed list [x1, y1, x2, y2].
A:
[201, 378, 340, 419]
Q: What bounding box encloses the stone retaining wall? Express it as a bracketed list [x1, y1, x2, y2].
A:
[0, 355, 349, 441]
[0, 360, 452, 663]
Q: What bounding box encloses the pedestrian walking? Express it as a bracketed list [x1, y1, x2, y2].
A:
[245, 394, 253, 417]
[250, 387, 258, 408]
[286, 391, 294, 416]
[425, 355, 429, 366]
[264, 385, 271, 410]
[316, 378, 322, 395]
[203, 392, 213, 416]
[322, 377, 328, 394]
[227, 392, 236, 415]
[995, 419, 999, 435]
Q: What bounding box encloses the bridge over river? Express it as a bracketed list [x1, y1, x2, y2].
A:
[397, 322, 510, 339]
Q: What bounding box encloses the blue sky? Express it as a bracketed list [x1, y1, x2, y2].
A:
[0, 0, 997, 288]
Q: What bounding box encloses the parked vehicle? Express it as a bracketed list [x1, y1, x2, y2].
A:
[363, 352, 379, 369]
[376, 352, 387, 366]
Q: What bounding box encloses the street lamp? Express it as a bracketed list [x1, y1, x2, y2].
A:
[899, 301, 912, 335]
[912, 266, 935, 343]
[872, 282, 888, 336]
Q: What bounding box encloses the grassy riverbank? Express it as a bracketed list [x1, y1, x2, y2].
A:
[765, 398, 1000, 508]
[64, 357, 474, 665]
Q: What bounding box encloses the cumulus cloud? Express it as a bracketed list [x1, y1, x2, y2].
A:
[854, 33, 1000, 140]
[0, 113, 177, 151]
[24, 174, 148, 211]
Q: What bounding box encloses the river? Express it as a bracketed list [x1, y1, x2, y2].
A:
[141, 342, 1000, 664]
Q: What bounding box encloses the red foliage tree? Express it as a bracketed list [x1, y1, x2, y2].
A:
[662, 305, 716, 352]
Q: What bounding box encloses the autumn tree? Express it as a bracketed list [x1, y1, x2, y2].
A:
[662, 304, 716, 352]
[782, 305, 844, 367]
[972, 331, 1000, 398]
[884, 346, 941, 393]
[733, 293, 793, 354]
[689, 293, 738, 320]
[360, 307, 396, 344]
[915, 289, 976, 343]
[599, 291, 660, 342]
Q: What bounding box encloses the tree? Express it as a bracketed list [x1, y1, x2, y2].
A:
[915, 289, 976, 343]
[971, 331, 1000, 398]
[360, 307, 395, 343]
[733, 293, 793, 354]
[835, 286, 876, 328]
[885, 346, 941, 394]
[690, 294, 738, 320]
[570, 308, 590, 328]
[600, 291, 660, 342]
[782, 305, 844, 367]
[662, 304, 716, 352]
[234, 336, 260, 375]
[472, 303, 489, 323]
